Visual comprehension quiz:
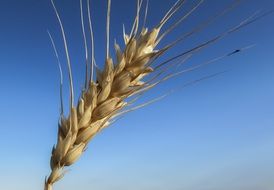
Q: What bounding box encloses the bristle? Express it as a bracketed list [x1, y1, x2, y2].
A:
[47, 30, 64, 115]
[106, 0, 111, 59]
[156, 0, 204, 45]
[80, 0, 89, 89]
[87, 0, 95, 82]
[51, 0, 74, 111]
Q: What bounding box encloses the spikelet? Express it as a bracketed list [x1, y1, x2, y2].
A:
[77, 98, 85, 117]
[98, 58, 114, 103]
[78, 105, 92, 128]
[75, 118, 106, 144]
[54, 131, 72, 162]
[61, 143, 86, 166]
[93, 97, 121, 119]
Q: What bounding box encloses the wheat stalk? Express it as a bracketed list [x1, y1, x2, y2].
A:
[44, 0, 269, 189]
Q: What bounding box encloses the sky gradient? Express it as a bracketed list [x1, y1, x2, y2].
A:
[0, 0, 274, 190]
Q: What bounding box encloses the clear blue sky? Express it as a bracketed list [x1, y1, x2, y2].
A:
[0, 0, 273, 190]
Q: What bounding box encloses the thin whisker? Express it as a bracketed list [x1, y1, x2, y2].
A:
[142, 0, 149, 29]
[47, 30, 64, 115]
[106, 0, 111, 59]
[80, 0, 89, 89]
[157, 0, 204, 45]
[157, 0, 186, 30]
[87, 0, 95, 81]
[51, 0, 74, 110]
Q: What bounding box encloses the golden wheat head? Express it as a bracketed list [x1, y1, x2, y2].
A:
[44, 0, 268, 189]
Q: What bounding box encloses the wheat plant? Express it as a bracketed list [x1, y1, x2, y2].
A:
[44, 0, 269, 189]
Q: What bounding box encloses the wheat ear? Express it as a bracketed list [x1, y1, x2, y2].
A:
[44, 0, 270, 189]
